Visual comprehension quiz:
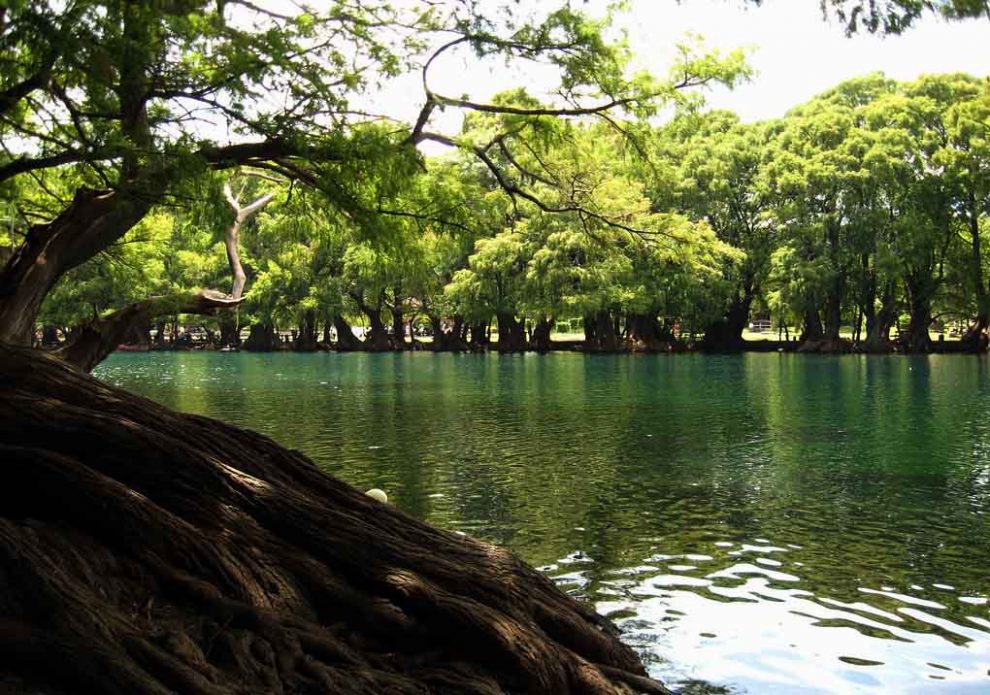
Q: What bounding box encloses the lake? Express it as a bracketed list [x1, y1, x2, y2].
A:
[94, 352, 990, 693]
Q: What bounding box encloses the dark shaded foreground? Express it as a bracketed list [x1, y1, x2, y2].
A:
[0, 345, 667, 694]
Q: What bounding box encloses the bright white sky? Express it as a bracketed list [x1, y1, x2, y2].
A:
[630, 0, 990, 121]
[367, 0, 989, 151]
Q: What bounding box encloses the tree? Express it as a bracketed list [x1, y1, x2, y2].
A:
[659, 112, 776, 350]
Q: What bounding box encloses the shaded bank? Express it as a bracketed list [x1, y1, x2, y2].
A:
[0, 345, 667, 694]
[121, 334, 984, 356]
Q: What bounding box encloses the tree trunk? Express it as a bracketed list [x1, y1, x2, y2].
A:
[222, 184, 274, 300]
[391, 307, 406, 349]
[41, 325, 60, 348]
[363, 309, 391, 351]
[862, 281, 897, 353]
[0, 187, 153, 345]
[529, 317, 554, 353]
[56, 291, 243, 372]
[390, 286, 407, 349]
[154, 320, 167, 347]
[332, 315, 362, 352]
[903, 283, 934, 354]
[295, 309, 319, 352]
[122, 321, 151, 347]
[823, 287, 842, 342]
[700, 295, 751, 352]
[799, 307, 824, 343]
[0, 344, 667, 695]
[584, 311, 620, 352]
[495, 312, 526, 353]
[218, 315, 241, 349]
[627, 313, 675, 352]
[428, 315, 469, 352]
[962, 200, 989, 352]
[242, 322, 279, 352]
[469, 321, 489, 349]
[350, 292, 392, 351]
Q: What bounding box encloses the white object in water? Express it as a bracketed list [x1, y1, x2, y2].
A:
[365, 488, 388, 504]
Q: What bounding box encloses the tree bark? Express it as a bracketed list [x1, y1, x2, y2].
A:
[332, 315, 362, 351]
[823, 286, 843, 342]
[468, 321, 490, 349]
[495, 313, 527, 353]
[862, 280, 897, 353]
[903, 281, 935, 354]
[961, 198, 989, 352]
[428, 315, 469, 352]
[391, 306, 407, 349]
[0, 188, 154, 345]
[56, 291, 243, 372]
[350, 291, 392, 351]
[0, 344, 668, 695]
[242, 322, 279, 352]
[153, 320, 167, 347]
[584, 311, 620, 352]
[529, 317, 554, 353]
[222, 183, 274, 302]
[627, 313, 677, 352]
[799, 307, 824, 343]
[700, 295, 751, 352]
[295, 309, 319, 352]
[390, 285, 407, 349]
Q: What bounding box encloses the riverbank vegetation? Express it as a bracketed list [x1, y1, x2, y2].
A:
[22, 72, 990, 356]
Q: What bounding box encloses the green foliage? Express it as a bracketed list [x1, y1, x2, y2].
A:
[5, 1, 989, 349]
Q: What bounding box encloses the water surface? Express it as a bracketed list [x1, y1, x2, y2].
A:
[95, 352, 990, 693]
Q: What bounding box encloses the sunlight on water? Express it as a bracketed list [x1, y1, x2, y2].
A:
[96, 352, 990, 693]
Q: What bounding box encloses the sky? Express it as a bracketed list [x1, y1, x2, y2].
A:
[625, 0, 990, 121]
[367, 0, 989, 151]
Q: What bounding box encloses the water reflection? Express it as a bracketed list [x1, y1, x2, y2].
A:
[96, 352, 990, 692]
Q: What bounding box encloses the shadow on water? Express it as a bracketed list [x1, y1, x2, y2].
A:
[97, 352, 990, 693]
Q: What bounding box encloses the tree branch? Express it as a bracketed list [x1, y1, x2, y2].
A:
[222, 182, 274, 299]
[55, 290, 244, 373]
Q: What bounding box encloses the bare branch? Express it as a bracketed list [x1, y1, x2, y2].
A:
[222, 182, 275, 299]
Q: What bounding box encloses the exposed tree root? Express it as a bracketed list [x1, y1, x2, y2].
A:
[0, 345, 668, 694]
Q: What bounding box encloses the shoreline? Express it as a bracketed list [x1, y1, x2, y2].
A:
[104, 338, 987, 357]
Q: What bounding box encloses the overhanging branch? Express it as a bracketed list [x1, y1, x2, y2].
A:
[56, 290, 243, 373]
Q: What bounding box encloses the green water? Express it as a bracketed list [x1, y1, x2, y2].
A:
[95, 352, 990, 693]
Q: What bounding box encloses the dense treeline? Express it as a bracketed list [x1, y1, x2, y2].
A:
[23, 73, 989, 355]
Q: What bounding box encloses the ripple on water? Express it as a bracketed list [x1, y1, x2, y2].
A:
[582, 537, 990, 693]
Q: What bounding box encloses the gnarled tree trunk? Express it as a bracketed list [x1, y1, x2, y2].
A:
[332, 315, 363, 352]
[862, 280, 897, 354]
[529, 317, 554, 353]
[428, 315, 469, 352]
[468, 320, 490, 349]
[700, 295, 751, 353]
[0, 187, 154, 345]
[0, 344, 667, 695]
[56, 291, 243, 372]
[584, 311, 620, 352]
[242, 322, 280, 352]
[495, 312, 527, 353]
[295, 309, 319, 352]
